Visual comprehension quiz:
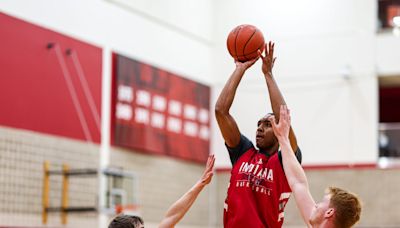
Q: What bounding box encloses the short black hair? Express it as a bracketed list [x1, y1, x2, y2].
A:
[108, 214, 144, 228]
[257, 113, 274, 126]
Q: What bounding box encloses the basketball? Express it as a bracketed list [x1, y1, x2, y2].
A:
[227, 24, 265, 62]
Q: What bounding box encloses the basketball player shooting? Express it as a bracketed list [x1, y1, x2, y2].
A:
[215, 42, 302, 227]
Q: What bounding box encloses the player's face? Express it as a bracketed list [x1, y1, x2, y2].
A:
[255, 114, 277, 149]
[309, 194, 332, 225]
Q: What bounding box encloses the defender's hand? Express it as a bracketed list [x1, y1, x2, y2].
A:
[199, 154, 215, 186]
[268, 105, 291, 141]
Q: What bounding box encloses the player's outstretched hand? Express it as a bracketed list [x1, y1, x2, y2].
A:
[259, 41, 276, 76]
[235, 56, 260, 71]
[268, 105, 291, 142]
[199, 154, 215, 186]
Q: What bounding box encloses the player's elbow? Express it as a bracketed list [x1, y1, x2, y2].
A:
[215, 104, 228, 117]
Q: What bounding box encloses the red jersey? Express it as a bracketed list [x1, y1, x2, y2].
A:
[223, 135, 301, 228]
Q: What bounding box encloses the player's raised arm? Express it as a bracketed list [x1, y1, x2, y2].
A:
[260, 42, 298, 152]
[269, 106, 315, 226]
[158, 155, 215, 228]
[215, 58, 259, 147]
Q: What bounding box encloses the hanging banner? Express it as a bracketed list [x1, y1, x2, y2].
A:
[112, 54, 210, 163]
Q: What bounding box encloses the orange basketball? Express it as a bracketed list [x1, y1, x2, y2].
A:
[227, 24, 265, 62]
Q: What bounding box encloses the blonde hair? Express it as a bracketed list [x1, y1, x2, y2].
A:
[328, 187, 361, 228]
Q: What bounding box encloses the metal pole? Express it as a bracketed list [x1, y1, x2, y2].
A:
[99, 46, 112, 228]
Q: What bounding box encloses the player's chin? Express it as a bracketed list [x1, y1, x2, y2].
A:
[256, 141, 268, 149]
[255, 138, 262, 148]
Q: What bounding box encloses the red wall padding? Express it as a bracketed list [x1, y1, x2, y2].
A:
[0, 12, 102, 143]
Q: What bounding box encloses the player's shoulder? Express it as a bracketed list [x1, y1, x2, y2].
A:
[277, 147, 302, 165]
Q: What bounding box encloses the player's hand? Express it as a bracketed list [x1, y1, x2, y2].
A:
[235, 56, 259, 71]
[260, 41, 276, 77]
[199, 154, 215, 186]
[268, 105, 291, 141]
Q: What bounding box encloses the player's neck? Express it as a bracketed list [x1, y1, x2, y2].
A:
[259, 143, 279, 155]
[315, 220, 335, 228]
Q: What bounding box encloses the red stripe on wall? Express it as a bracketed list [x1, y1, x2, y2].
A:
[301, 163, 377, 170]
[216, 163, 381, 172]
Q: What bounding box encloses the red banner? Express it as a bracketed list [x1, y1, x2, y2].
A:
[112, 54, 210, 163]
[0, 12, 102, 143]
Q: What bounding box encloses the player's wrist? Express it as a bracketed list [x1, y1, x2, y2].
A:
[278, 137, 290, 146]
[196, 180, 207, 188]
[234, 67, 247, 76]
[264, 72, 273, 78]
[235, 65, 247, 72]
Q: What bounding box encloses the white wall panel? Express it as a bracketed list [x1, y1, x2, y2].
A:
[377, 33, 400, 76]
